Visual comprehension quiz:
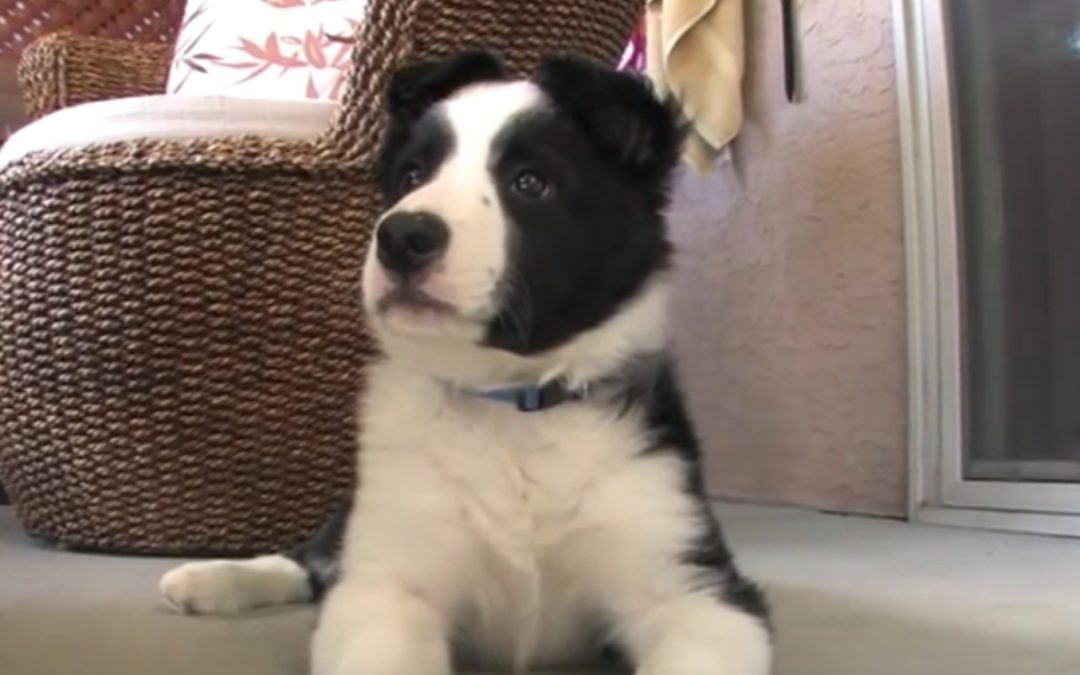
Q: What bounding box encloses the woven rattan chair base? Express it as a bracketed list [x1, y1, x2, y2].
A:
[0, 0, 640, 553]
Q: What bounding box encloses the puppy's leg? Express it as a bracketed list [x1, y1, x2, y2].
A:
[574, 460, 772, 675]
[309, 506, 474, 675]
[309, 493, 475, 675]
[621, 592, 772, 675]
[159, 504, 348, 614]
[594, 541, 771, 675]
[312, 581, 451, 675]
[310, 529, 471, 675]
[597, 553, 771, 675]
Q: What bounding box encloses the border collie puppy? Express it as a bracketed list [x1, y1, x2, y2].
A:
[160, 52, 771, 675]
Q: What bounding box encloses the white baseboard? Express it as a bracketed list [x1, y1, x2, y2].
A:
[917, 506, 1080, 538]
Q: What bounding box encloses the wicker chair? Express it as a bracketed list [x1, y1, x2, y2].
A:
[0, 0, 640, 554]
[1, 1, 184, 121]
[0, 2, 183, 57]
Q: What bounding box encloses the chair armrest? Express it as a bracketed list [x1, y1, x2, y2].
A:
[18, 32, 170, 119]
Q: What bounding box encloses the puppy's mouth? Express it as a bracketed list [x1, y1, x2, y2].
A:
[376, 285, 456, 316]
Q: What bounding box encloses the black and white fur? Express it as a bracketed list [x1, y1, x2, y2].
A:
[160, 52, 771, 675]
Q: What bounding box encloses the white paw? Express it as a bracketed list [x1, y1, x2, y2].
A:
[159, 560, 253, 614]
[159, 555, 310, 615]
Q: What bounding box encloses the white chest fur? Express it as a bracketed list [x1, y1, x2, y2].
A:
[343, 360, 695, 669]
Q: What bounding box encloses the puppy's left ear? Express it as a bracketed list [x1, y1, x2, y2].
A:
[535, 55, 683, 185]
[387, 51, 508, 121]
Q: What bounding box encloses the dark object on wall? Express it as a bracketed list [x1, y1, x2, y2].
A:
[781, 0, 797, 102]
[0, 0, 641, 555]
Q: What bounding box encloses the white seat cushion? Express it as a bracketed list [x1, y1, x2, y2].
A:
[0, 95, 336, 167]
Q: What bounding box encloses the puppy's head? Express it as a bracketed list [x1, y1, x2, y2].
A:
[362, 51, 681, 362]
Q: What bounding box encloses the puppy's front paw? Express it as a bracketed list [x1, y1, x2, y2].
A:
[159, 555, 310, 615]
[160, 560, 249, 614]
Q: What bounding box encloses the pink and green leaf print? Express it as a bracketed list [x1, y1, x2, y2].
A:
[168, 1, 643, 101]
[167, 0, 365, 101]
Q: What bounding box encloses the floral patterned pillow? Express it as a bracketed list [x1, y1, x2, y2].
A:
[167, 0, 368, 101]
[618, 16, 646, 72]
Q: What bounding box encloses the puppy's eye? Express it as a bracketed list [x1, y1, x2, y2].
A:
[511, 171, 550, 200]
[399, 164, 424, 192]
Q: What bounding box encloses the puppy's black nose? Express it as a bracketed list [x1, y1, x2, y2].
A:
[375, 211, 450, 277]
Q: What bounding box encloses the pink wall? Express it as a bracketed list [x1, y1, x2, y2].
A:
[669, 0, 907, 516]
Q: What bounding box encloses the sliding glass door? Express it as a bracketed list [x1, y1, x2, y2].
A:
[950, 0, 1080, 484]
[899, 0, 1080, 534]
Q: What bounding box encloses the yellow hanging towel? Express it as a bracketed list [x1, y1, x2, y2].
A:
[646, 0, 745, 172]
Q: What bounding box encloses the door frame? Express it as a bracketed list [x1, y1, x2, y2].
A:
[893, 0, 1080, 536]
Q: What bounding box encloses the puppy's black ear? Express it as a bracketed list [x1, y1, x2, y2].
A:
[387, 51, 507, 120]
[535, 56, 683, 186]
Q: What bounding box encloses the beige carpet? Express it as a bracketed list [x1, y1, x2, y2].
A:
[2, 504, 1079, 675]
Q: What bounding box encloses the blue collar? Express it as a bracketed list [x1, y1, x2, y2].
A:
[461, 379, 590, 412]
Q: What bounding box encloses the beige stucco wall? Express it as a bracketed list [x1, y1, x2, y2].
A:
[669, 0, 906, 516]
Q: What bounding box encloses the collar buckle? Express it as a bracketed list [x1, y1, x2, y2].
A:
[515, 379, 573, 412]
